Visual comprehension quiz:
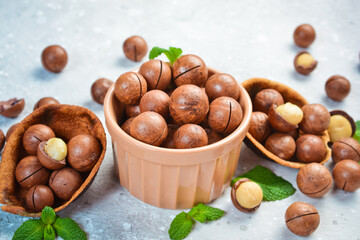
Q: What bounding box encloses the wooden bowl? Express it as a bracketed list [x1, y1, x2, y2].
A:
[241, 78, 331, 169]
[0, 104, 106, 217]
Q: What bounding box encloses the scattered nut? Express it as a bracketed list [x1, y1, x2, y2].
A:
[265, 133, 296, 160]
[26, 185, 54, 212]
[208, 96, 243, 134]
[332, 160, 360, 192]
[296, 134, 326, 163]
[285, 201, 320, 236]
[297, 163, 332, 198]
[41, 45, 68, 73]
[37, 138, 67, 170]
[139, 60, 172, 90]
[299, 104, 330, 134]
[23, 124, 56, 156]
[114, 72, 147, 105]
[0, 98, 25, 118]
[91, 78, 114, 105]
[231, 178, 263, 213]
[123, 36, 148, 62]
[332, 137, 360, 163]
[49, 167, 83, 201]
[293, 24, 316, 48]
[130, 111, 168, 146]
[248, 112, 271, 142]
[253, 89, 284, 114]
[294, 51, 317, 75]
[173, 124, 208, 149]
[172, 54, 208, 87]
[34, 97, 60, 110]
[139, 90, 170, 119]
[205, 73, 240, 101]
[15, 156, 50, 189]
[325, 75, 351, 101]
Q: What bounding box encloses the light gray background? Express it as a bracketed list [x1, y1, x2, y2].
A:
[1, 0, 360, 239]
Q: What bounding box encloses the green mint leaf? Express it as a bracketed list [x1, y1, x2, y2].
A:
[149, 46, 183, 65]
[12, 219, 44, 240]
[53, 217, 87, 240]
[231, 165, 296, 201]
[188, 203, 225, 223]
[149, 47, 169, 60]
[44, 225, 56, 240]
[168, 212, 194, 240]
[41, 206, 56, 225]
[353, 120, 360, 142]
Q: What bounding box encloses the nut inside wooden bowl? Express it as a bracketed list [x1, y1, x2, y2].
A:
[0, 104, 106, 217]
[241, 77, 331, 169]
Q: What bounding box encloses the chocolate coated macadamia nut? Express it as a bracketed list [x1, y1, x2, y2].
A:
[297, 163, 332, 198]
[139, 60, 172, 91]
[67, 134, 101, 172]
[123, 36, 148, 62]
[49, 167, 83, 201]
[41, 45, 68, 73]
[169, 84, 209, 125]
[208, 96, 243, 134]
[23, 124, 56, 155]
[172, 54, 208, 87]
[205, 73, 240, 101]
[253, 89, 284, 114]
[173, 124, 208, 149]
[130, 111, 168, 146]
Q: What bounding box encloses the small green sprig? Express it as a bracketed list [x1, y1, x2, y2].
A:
[353, 120, 360, 142]
[12, 206, 87, 240]
[232, 165, 296, 201]
[149, 46, 182, 65]
[168, 203, 225, 240]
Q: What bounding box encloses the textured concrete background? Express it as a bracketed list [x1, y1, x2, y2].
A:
[1, 0, 360, 239]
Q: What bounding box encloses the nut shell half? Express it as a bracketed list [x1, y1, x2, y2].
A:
[241, 78, 331, 169]
[268, 104, 298, 132]
[0, 104, 106, 217]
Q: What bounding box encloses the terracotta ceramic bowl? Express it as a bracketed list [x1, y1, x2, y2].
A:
[0, 104, 106, 217]
[104, 68, 252, 209]
[241, 78, 331, 169]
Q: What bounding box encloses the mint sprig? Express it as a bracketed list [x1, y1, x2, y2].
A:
[353, 120, 360, 142]
[12, 206, 87, 240]
[149, 46, 182, 65]
[168, 203, 225, 240]
[231, 165, 296, 201]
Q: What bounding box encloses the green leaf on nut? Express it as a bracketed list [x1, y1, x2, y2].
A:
[353, 120, 360, 142]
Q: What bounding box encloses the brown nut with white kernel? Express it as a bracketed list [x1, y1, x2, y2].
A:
[294, 51, 317, 75]
[231, 178, 263, 213]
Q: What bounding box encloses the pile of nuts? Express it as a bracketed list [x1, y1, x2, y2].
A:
[249, 87, 330, 163]
[15, 124, 101, 212]
[113, 54, 244, 149]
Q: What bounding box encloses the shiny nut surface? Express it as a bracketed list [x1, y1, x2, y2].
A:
[41, 45, 68, 73]
[331, 137, 360, 163]
[325, 75, 351, 101]
[296, 134, 326, 163]
[123, 35, 147, 62]
[49, 167, 83, 201]
[23, 124, 56, 156]
[253, 89, 284, 114]
[248, 112, 271, 142]
[265, 133, 296, 160]
[299, 104, 330, 134]
[0, 98, 25, 118]
[332, 160, 360, 192]
[15, 156, 50, 189]
[293, 24, 316, 48]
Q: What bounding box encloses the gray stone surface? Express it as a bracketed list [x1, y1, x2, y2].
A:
[1, 0, 360, 239]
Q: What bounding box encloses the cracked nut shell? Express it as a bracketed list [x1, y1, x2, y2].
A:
[231, 178, 263, 213]
[123, 36, 147, 62]
[297, 163, 332, 198]
[26, 184, 54, 212]
[331, 137, 360, 163]
[0, 98, 25, 118]
[139, 60, 172, 91]
[208, 96, 243, 134]
[285, 201, 319, 236]
[130, 111, 168, 146]
[49, 167, 83, 201]
[41, 45, 68, 73]
[294, 51, 317, 75]
[265, 133, 296, 160]
[23, 124, 56, 156]
[67, 134, 102, 172]
[332, 160, 360, 192]
[114, 72, 147, 105]
[296, 134, 326, 163]
[173, 124, 208, 149]
[37, 141, 66, 170]
[172, 55, 208, 87]
[15, 156, 50, 189]
[169, 84, 209, 125]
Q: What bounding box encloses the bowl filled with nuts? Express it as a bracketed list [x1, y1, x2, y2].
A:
[0, 104, 106, 217]
[104, 52, 252, 209]
[242, 77, 331, 168]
